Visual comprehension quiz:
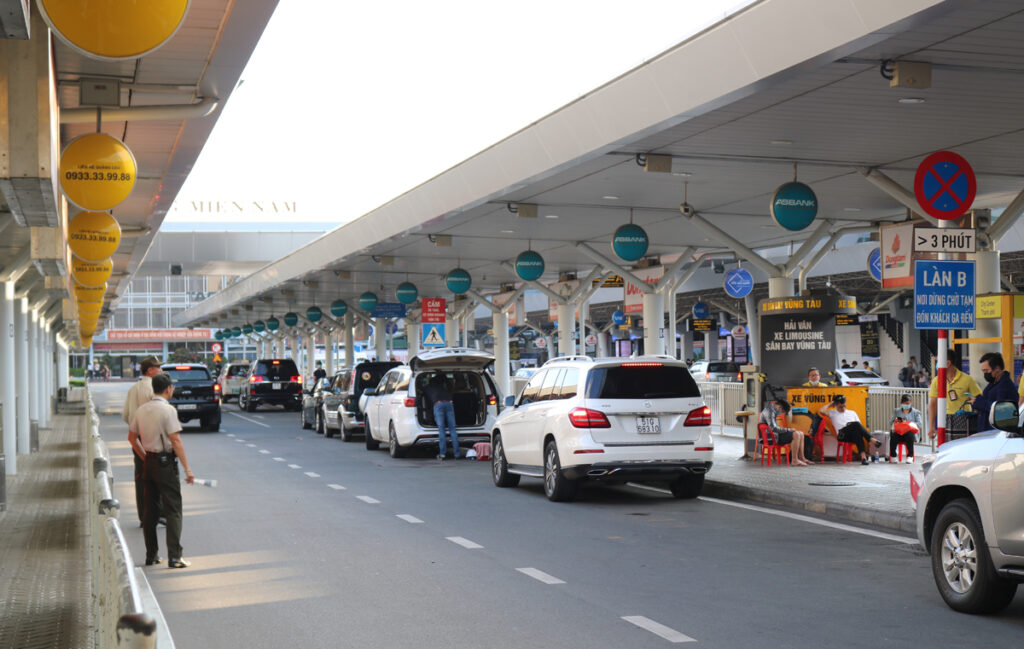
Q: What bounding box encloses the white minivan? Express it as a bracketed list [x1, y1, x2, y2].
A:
[363, 348, 501, 458]
[491, 355, 713, 501]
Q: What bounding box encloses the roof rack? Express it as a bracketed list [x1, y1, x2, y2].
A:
[542, 355, 595, 366]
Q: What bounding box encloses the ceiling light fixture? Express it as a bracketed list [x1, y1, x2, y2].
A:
[500, 229, 515, 234]
[602, 195, 619, 200]
[770, 139, 792, 145]
[843, 207, 862, 212]
[671, 171, 692, 177]
[898, 97, 925, 104]
[544, 214, 559, 219]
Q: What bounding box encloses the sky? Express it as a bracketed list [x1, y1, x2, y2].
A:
[167, 1, 754, 226]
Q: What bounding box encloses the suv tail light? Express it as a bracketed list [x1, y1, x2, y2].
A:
[213, 383, 221, 393]
[737, 372, 742, 381]
[403, 397, 416, 408]
[290, 376, 302, 384]
[249, 376, 263, 384]
[487, 395, 497, 406]
[684, 406, 712, 426]
[621, 362, 663, 367]
[568, 407, 611, 428]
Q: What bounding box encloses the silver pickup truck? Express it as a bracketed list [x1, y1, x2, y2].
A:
[913, 399, 1024, 613]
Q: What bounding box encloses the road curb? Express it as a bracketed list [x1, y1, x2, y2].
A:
[704, 478, 917, 536]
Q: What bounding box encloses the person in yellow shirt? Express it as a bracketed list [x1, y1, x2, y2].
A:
[928, 348, 981, 438]
[802, 367, 832, 387]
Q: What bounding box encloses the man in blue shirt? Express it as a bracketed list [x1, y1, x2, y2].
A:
[972, 352, 1018, 432]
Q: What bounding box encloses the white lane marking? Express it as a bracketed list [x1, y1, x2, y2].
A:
[621, 616, 695, 643]
[259, 449, 270, 454]
[234, 439, 244, 443]
[254, 414, 265, 419]
[228, 412, 271, 428]
[227, 434, 235, 437]
[516, 567, 565, 585]
[273, 457, 286, 462]
[288, 464, 302, 469]
[246, 443, 257, 448]
[356, 496, 380, 504]
[304, 472, 320, 478]
[626, 483, 918, 545]
[396, 514, 422, 524]
[446, 536, 483, 550]
[327, 484, 346, 490]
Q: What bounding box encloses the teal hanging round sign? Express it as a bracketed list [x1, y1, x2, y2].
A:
[611, 223, 649, 262]
[283, 312, 298, 327]
[330, 299, 347, 318]
[266, 317, 280, 332]
[396, 282, 418, 305]
[446, 268, 471, 294]
[214, 330, 224, 340]
[514, 250, 545, 282]
[770, 181, 818, 231]
[231, 327, 241, 338]
[253, 320, 265, 333]
[307, 306, 322, 323]
[242, 323, 253, 335]
[358, 292, 378, 312]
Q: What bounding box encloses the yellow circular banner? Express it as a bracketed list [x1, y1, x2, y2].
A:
[73, 282, 107, 304]
[68, 211, 121, 262]
[38, 0, 190, 60]
[59, 134, 137, 211]
[71, 258, 113, 288]
[79, 337, 93, 349]
[77, 300, 103, 315]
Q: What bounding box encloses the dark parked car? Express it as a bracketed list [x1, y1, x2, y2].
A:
[160, 363, 221, 432]
[239, 358, 303, 412]
[322, 361, 401, 441]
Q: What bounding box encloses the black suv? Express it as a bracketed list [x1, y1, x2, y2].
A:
[160, 363, 222, 432]
[239, 358, 303, 412]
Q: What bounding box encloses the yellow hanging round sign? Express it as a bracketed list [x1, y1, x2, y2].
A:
[71, 258, 113, 288]
[68, 211, 122, 262]
[73, 282, 107, 304]
[77, 300, 103, 315]
[38, 0, 191, 61]
[79, 337, 93, 349]
[59, 134, 137, 211]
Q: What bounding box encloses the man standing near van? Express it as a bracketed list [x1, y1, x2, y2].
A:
[424, 374, 459, 460]
[123, 356, 163, 523]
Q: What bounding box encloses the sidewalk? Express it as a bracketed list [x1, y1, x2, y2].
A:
[704, 432, 919, 535]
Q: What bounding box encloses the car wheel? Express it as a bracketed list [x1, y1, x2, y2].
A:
[340, 418, 353, 442]
[388, 424, 406, 458]
[491, 434, 520, 488]
[238, 393, 246, 411]
[321, 411, 332, 438]
[931, 499, 1018, 614]
[365, 419, 380, 450]
[244, 394, 257, 412]
[669, 473, 705, 499]
[543, 440, 577, 502]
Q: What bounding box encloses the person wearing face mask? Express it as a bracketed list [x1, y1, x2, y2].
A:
[971, 352, 1017, 432]
[928, 348, 981, 439]
[889, 394, 923, 463]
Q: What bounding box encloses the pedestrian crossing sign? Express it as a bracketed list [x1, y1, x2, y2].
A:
[422, 323, 446, 347]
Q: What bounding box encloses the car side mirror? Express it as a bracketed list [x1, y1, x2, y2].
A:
[991, 400, 1021, 434]
[504, 396, 516, 407]
[363, 388, 376, 397]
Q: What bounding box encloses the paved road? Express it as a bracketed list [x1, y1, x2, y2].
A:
[91, 383, 1024, 648]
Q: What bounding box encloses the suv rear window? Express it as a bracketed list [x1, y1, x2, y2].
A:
[353, 363, 400, 392]
[164, 368, 211, 381]
[586, 365, 700, 399]
[226, 365, 248, 376]
[707, 362, 739, 373]
[254, 360, 299, 380]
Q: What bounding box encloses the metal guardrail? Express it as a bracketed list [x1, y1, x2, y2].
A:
[697, 381, 745, 436]
[85, 387, 157, 649]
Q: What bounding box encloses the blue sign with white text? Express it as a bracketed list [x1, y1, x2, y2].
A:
[692, 302, 710, 319]
[914, 260, 975, 330]
[724, 268, 753, 298]
[370, 302, 407, 319]
[868, 248, 882, 282]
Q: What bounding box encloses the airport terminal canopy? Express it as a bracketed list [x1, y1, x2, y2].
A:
[177, 0, 1024, 330]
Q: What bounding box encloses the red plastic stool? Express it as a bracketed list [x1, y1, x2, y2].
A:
[889, 442, 909, 463]
[836, 441, 854, 463]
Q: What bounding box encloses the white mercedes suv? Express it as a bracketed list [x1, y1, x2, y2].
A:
[490, 355, 713, 501]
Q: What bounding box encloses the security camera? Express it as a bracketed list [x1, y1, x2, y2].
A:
[679, 203, 695, 217]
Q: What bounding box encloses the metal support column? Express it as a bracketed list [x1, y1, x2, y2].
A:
[642, 292, 665, 356]
[768, 276, 795, 298]
[37, 315, 47, 428]
[745, 294, 760, 365]
[14, 299, 28, 454]
[406, 321, 420, 358]
[27, 309, 38, 443]
[324, 330, 334, 376]
[666, 283, 677, 359]
[492, 311, 510, 397]
[344, 312, 354, 367]
[556, 303, 573, 357]
[373, 318, 386, 360]
[306, 333, 316, 381]
[1, 282, 16, 474]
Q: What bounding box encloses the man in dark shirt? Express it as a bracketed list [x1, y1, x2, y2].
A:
[973, 352, 1018, 432]
[424, 374, 459, 459]
[313, 361, 327, 382]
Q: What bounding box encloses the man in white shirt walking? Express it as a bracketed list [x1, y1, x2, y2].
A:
[129, 372, 195, 568]
[122, 356, 163, 523]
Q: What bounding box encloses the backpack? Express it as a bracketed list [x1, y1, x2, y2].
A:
[898, 367, 910, 382]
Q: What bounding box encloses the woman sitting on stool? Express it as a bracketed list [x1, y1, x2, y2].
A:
[760, 399, 813, 466]
[889, 394, 922, 463]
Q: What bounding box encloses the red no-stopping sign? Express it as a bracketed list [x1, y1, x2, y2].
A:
[914, 151, 976, 221]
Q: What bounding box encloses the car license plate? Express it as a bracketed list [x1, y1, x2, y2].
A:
[178, 404, 197, 411]
[272, 382, 281, 390]
[636, 416, 660, 434]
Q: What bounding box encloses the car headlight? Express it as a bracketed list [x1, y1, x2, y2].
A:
[919, 453, 936, 476]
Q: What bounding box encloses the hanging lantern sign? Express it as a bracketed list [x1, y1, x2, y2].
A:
[38, 0, 190, 60]
[446, 268, 471, 294]
[770, 181, 818, 232]
[611, 224, 649, 262]
[67, 211, 122, 261]
[358, 292, 379, 312]
[307, 306, 323, 323]
[59, 133, 137, 211]
[330, 299, 347, 318]
[396, 282, 418, 305]
[266, 317, 280, 332]
[253, 320, 266, 333]
[214, 330, 224, 340]
[283, 312, 299, 327]
[230, 327, 241, 338]
[242, 324, 254, 335]
[71, 258, 113, 288]
[73, 281, 106, 304]
[514, 251, 545, 282]
[77, 299, 103, 315]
